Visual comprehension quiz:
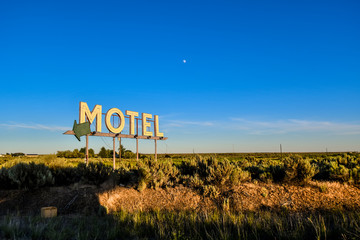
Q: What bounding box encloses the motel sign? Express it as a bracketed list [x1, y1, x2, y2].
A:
[64, 102, 168, 169]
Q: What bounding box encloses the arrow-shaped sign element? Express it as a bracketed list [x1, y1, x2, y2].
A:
[72, 120, 91, 141]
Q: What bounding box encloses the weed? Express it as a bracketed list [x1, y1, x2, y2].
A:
[319, 184, 328, 193]
[261, 187, 268, 197]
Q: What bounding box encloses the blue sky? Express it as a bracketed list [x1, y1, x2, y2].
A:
[0, 0, 359, 154]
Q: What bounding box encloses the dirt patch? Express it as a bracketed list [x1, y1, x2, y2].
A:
[0, 181, 359, 216]
[98, 185, 216, 213]
[230, 181, 360, 212]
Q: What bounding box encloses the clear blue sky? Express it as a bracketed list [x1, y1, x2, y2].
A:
[1, 0, 359, 154]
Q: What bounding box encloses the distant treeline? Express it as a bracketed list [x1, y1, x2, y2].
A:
[56, 146, 136, 159]
[3, 152, 26, 157]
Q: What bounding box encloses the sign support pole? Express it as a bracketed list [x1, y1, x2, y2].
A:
[113, 137, 116, 170]
[136, 118, 139, 161]
[85, 134, 89, 166]
[118, 137, 121, 163]
[136, 138, 139, 160]
[154, 139, 157, 161]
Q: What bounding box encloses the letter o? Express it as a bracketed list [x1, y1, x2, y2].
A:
[105, 108, 125, 133]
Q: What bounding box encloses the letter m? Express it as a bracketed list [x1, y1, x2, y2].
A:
[79, 102, 102, 132]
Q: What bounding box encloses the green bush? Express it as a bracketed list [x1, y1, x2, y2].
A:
[137, 158, 179, 190]
[184, 174, 204, 189]
[202, 185, 220, 198]
[312, 154, 360, 184]
[205, 158, 250, 186]
[313, 158, 332, 181]
[246, 165, 266, 180]
[7, 162, 54, 189]
[350, 167, 360, 184]
[269, 165, 286, 183]
[329, 163, 350, 182]
[180, 156, 250, 192]
[259, 171, 273, 183]
[178, 158, 198, 176]
[231, 166, 251, 184]
[284, 156, 317, 184]
[50, 166, 82, 186]
[114, 164, 140, 187]
[78, 162, 113, 185]
[0, 168, 15, 189]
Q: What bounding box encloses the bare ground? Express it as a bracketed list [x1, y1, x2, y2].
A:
[0, 181, 359, 216]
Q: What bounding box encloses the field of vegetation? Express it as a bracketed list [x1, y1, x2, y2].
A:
[0, 151, 359, 239]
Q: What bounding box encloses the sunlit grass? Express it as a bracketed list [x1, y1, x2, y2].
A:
[1, 210, 360, 240]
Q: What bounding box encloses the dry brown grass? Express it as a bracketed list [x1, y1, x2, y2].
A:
[98, 185, 216, 213]
[1, 181, 359, 216]
[98, 181, 360, 213]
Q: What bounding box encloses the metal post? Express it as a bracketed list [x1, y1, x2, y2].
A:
[280, 144, 283, 161]
[153, 118, 157, 161]
[136, 138, 139, 161]
[85, 134, 89, 165]
[118, 137, 121, 162]
[155, 139, 157, 161]
[136, 118, 139, 161]
[113, 137, 116, 170]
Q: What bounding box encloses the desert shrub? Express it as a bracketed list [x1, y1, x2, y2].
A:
[284, 156, 317, 184]
[329, 164, 350, 182]
[350, 167, 360, 184]
[7, 162, 54, 189]
[234, 158, 251, 169]
[319, 160, 350, 183]
[259, 171, 273, 183]
[205, 158, 236, 185]
[313, 159, 332, 181]
[347, 159, 359, 169]
[231, 166, 251, 184]
[312, 155, 360, 184]
[0, 168, 15, 189]
[185, 174, 205, 188]
[269, 165, 286, 183]
[246, 165, 267, 180]
[180, 156, 250, 190]
[214, 159, 251, 185]
[202, 185, 220, 198]
[178, 158, 198, 176]
[78, 162, 113, 185]
[114, 164, 140, 187]
[137, 158, 179, 190]
[50, 166, 82, 186]
[191, 155, 215, 179]
[245, 156, 256, 161]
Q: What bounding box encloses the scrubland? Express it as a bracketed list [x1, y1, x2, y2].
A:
[0, 152, 359, 239]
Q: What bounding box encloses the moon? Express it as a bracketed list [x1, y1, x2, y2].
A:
[183, 59, 186, 63]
